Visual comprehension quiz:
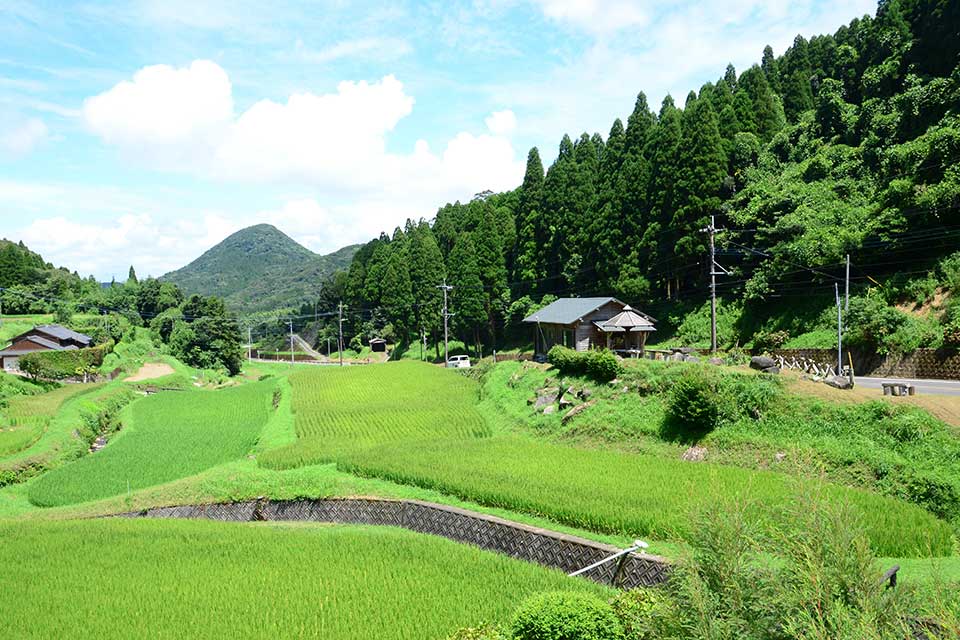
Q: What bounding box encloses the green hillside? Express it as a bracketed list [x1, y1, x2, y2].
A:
[162, 224, 359, 313]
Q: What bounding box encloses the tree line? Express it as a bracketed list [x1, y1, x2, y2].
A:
[298, 0, 960, 355]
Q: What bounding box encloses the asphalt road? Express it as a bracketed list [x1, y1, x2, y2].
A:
[854, 376, 960, 396]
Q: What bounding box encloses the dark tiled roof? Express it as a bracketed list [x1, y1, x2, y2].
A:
[34, 325, 92, 345]
[522, 297, 624, 325]
[26, 335, 63, 350]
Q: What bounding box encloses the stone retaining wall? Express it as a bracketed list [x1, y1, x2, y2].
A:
[117, 497, 671, 589]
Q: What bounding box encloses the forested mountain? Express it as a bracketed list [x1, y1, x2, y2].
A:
[316, 0, 960, 356]
[162, 224, 359, 313]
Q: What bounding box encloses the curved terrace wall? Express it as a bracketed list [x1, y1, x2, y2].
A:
[116, 497, 671, 589]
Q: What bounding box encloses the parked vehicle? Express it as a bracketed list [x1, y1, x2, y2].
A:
[446, 355, 471, 369]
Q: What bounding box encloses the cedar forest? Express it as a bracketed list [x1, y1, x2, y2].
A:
[300, 0, 960, 359]
[3, 0, 960, 366]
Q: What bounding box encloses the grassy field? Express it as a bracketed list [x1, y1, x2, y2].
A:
[327, 435, 953, 558]
[258, 361, 954, 557]
[0, 518, 612, 640]
[0, 383, 95, 457]
[28, 381, 275, 507]
[260, 362, 490, 469]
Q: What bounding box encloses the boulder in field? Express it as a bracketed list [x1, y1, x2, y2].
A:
[750, 356, 776, 370]
[708, 357, 724, 365]
[761, 366, 781, 375]
[824, 375, 853, 390]
[561, 400, 596, 424]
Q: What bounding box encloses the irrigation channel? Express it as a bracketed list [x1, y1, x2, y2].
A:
[114, 497, 671, 589]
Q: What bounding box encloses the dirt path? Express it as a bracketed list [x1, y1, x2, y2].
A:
[127, 363, 176, 382]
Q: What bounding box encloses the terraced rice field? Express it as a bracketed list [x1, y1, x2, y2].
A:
[330, 435, 954, 558]
[28, 381, 275, 507]
[260, 361, 489, 469]
[0, 384, 97, 457]
[260, 363, 955, 558]
[0, 518, 611, 639]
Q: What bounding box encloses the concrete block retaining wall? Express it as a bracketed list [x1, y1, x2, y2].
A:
[117, 497, 671, 589]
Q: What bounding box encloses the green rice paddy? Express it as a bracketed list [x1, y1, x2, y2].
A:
[28, 381, 274, 507]
[0, 518, 611, 640]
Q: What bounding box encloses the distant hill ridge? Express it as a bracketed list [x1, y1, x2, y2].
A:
[162, 224, 359, 313]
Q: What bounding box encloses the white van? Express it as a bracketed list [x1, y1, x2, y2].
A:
[446, 355, 471, 369]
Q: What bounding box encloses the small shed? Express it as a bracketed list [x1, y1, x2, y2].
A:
[522, 298, 656, 355]
[369, 338, 387, 353]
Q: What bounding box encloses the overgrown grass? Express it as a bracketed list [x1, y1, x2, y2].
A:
[327, 434, 953, 558]
[0, 383, 94, 457]
[259, 362, 489, 469]
[260, 361, 953, 557]
[28, 381, 275, 507]
[0, 519, 612, 640]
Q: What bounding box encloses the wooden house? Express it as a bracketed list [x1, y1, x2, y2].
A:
[522, 297, 656, 355]
[0, 324, 92, 372]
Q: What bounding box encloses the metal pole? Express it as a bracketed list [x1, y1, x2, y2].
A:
[247, 327, 252, 361]
[438, 282, 453, 367]
[836, 283, 842, 375]
[338, 302, 344, 367]
[289, 320, 294, 365]
[709, 215, 717, 353]
[845, 254, 850, 312]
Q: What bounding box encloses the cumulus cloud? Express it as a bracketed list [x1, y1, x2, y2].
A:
[0, 117, 48, 157]
[485, 109, 517, 136]
[17, 213, 242, 279]
[83, 60, 525, 209]
[82, 60, 233, 164]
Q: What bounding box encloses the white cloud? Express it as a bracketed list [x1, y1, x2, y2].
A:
[485, 109, 517, 136]
[533, 0, 650, 33]
[16, 212, 243, 279]
[295, 37, 413, 64]
[82, 60, 233, 156]
[83, 60, 526, 227]
[0, 117, 48, 156]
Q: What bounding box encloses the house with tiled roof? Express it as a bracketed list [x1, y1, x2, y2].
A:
[522, 297, 656, 356]
[0, 324, 93, 372]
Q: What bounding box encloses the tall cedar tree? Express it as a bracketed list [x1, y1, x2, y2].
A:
[671, 92, 726, 291]
[407, 220, 446, 343]
[541, 134, 577, 286]
[381, 247, 415, 344]
[515, 147, 545, 287]
[643, 96, 682, 290]
[618, 93, 656, 280]
[592, 118, 626, 285]
[474, 206, 509, 348]
[448, 233, 486, 353]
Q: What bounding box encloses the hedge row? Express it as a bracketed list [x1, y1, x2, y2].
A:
[546, 345, 622, 382]
[20, 342, 114, 381]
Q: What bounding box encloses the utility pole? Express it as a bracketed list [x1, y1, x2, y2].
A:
[701, 215, 727, 353]
[835, 283, 843, 376]
[289, 320, 295, 365]
[247, 327, 252, 361]
[338, 302, 345, 367]
[421, 327, 427, 362]
[327, 336, 331, 358]
[845, 254, 850, 312]
[438, 282, 454, 366]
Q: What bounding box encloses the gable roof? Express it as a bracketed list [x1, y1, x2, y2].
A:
[34, 325, 92, 345]
[0, 334, 80, 357]
[522, 297, 625, 325]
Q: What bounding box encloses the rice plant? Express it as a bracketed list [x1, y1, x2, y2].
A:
[28, 381, 275, 507]
[0, 518, 612, 640]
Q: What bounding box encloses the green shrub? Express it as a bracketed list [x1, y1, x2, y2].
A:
[20, 342, 114, 380]
[446, 624, 506, 640]
[510, 591, 623, 640]
[609, 590, 669, 640]
[547, 346, 622, 382]
[752, 329, 790, 351]
[665, 368, 723, 437]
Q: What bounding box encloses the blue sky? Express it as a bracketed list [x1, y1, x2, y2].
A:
[0, 0, 877, 280]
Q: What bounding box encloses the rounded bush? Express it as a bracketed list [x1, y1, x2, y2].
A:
[666, 368, 722, 437]
[510, 591, 622, 640]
